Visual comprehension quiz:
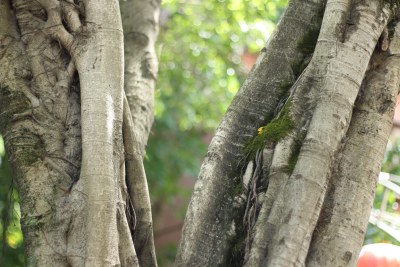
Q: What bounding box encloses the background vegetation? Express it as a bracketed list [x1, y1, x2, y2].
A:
[364, 138, 400, 246]
[1, 0, 398, 265]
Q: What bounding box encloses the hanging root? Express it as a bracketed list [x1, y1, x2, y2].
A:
[123, 94, 157, 266]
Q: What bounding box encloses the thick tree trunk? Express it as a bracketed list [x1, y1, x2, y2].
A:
[121, 1, 160, 265]
[0, 0, 158, 266]
[176, 0, 326, 264]
[177, 1, 400, 266]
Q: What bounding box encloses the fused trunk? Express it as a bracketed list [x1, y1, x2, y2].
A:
[0, 0, 159, 266]
[177, 1, 400, 266]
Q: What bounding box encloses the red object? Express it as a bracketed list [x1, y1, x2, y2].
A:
[357, 243, 400, 267]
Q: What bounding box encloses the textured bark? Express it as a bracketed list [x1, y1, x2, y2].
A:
[307, 29, 400, 266]
[123, 95, 157, 266]
[177, 0, 400, 266]
[247, 2, 390, 266]
[176, 0, 326, 265]
[121, 0, 160, 153]
[0, 0, 158, 266]
[120, 1, 160, 265]
[1, 1, 83, 265]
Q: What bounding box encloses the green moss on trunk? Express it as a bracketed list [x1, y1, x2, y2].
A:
[0, 84, 30, 133]
[0, 84, 44, 166]
[290, 26, 320, 78]
[262, 100, 295, 142]
[244, 98, 295, 158]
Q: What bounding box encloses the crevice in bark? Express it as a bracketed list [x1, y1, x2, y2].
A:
[306, 20, 400, 266]
[123, 94, 157, 266]
[239, 11, 324, 264]
[178, 1, 398, 266]
[176, 1, 328, 266]
[245, 1, 393, 266]
[224, 207, 247, 267]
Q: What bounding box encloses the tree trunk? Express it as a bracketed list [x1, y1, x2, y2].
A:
[0, 0, 159, 266]
[121, 0, 160, 265]
[121, 0, 159, 154]
[176, 1, 400, 266]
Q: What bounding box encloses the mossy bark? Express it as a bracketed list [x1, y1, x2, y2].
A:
[176, 0, 327, 265]
[177, 1, 400, 266]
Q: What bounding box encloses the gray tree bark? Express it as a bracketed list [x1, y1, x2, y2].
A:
[121, 0, 159, 154]
[0, 0, 159, 266]
[121, 1, 160, 266]
[176, 0, 400, 266]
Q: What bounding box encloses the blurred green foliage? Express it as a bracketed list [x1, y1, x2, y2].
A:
[1, 0, 399, 262]
[147, 0, 286, 202]
[1, 1, 288, 263]
[0, 136, 25, 266]
[143, 0, 287, 265]
[381, 138, 400, 175]
[364, 138, 400, 246]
